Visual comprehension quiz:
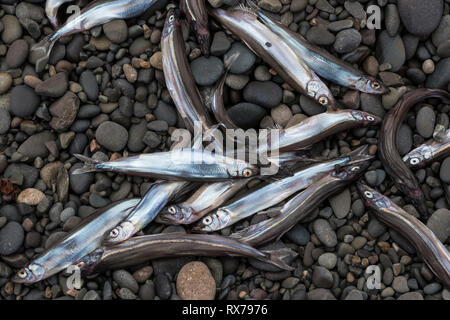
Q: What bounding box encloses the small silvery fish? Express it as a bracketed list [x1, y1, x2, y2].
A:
[379, 89, 450, 219]
[230, 162, 370, 247]
[33, 0, 161, 59]
[156, 179, 249, 225]
[72, 149, 260, 181]
[357, 183, 450, 289]
[210, 6, 337, 110]
[193, 146, 373, 232]
[248, 1, 387, 95]
[78, 233, 297, 273]
[12, 199, 139, 284]
[104, 181, 190, 244]
[258, 110, 381, 154]
[403, 129, 450, 169]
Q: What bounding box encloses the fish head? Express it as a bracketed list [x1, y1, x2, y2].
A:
[307, 81, 335, 110]
[333, 161, 370, 182]
[196, 27, 211, 56]
[238, 164, 260, 178]
[357, 77, 388, 95]
[351, 110, 381, 126]
[12, 264, 46, 284]
[402, 147, 431, 169]
[104, 221, 136, 245]
[158, 204, 192, 224]
[356, 183, 391, 209]
[163, 8, 181, 37]
[192, 210, 226, 232]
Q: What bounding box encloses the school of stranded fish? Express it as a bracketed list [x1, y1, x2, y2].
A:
[11, 0, 450, 291]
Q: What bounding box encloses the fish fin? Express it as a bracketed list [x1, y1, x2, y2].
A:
[256, 206, 283, 216]
[224, 52, 241, 70]
[72, 154, 101, 174]
[267, 151, 320, 167]
[261, 248, 297, 271]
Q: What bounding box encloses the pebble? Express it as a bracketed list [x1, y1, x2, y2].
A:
[96, 121, 128, 152]
[329, 188, 351, 219]
[376, 31, 406, 72]
[396, 124, 413, 156]
[1, 15, 22, 44]
[243, 81, 282, 109]
[306, 27, 335, 46]
[0, 108, 11, 134]
[313, 219, 337, 247]
[0, 222, 24, 255]
[228, 103, 266, 129]
[69, 163, 94, 194]
[307, 288, 336, 300]
[49, 92, 80, 132]
[318, 253, 337, 270]
[285, 224, 310, 246]
[10, 85, 41, 118]
[191, 56, 224, 86]
[426, 57, 450, 89]
[0, 73, 12, 94]
[17, 131, 56, 159]
[224, 42, 256, 74]
[416, 106, 436, 138]
[426, 208, 450, 242]
[211, 31, 231, 56]
[79, 71, 99, 101]
[397, 292, 424, 300]
[398, 0, 443, 37]
[333, 29, 361, 54]
[17, 188, 45, 206]
[103, 20, 128, 43]
[176, 261, 216, 300]
[35, 73, 68, 98]
[154, 273, 172, 300]
[6, 39, 28, 68]
[392, 276, 409, 293]
[113, 270, 139, 294]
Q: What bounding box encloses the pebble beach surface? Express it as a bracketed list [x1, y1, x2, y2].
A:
[0, 0, 450, 301]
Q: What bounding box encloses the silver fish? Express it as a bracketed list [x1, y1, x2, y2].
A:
[72, 149, 260, 181]
[403, 129, 450, 169]
[249, 2, 387, 95]
[357, 183, 450, 289]
[157, 179, 249, 225]
[12, 199, 139, 284]
[210, 6, 337, 110]
[104, 181, 190, 244]
[33, 0, 161, 59]
[193, 146, 373, 232]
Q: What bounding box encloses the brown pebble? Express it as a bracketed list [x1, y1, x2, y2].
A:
[176, 261, 216, 300]
[133, 266, 153, 283]
[17, 188, 46, 206]
[23, 75, 42, 88]
[377, 241, 391, 253]
[150, 52, 163, 70]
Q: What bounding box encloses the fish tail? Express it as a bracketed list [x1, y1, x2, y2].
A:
[346, 145, 374, 163]
[31, 33, 56, 60]
[224, 52, 240, 71]
[262, 248, 297, 271]
[72, 154, 101, 174]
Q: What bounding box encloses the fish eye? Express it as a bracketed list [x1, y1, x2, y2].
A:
[265, 42, 272, 47]
[242, 169, 253, 177]
[18, 269, 27, 279]
[410, 158, 420, 165]
[364, 191, 373, 198]
[203, 216, 213, 226]
[109, 228, 119, 238]
[319, 96, 329, 105]
[367, 116, 375, 121]
[169, 15, 175, 22]
[371, 81, 380, 89]
[168, 206, 177, 215]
